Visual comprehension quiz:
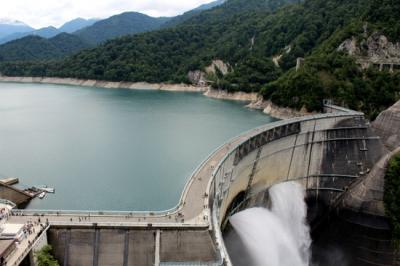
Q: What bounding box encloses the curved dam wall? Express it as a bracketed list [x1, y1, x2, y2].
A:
[8, 106, 390, 265]
[209, 111, 385, 264]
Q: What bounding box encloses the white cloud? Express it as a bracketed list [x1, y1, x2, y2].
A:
[0, 0, 216, 28]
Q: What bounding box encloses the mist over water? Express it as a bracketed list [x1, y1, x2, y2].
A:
[229, 182, 311, 266]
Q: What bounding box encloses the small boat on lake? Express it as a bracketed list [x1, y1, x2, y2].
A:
[38, 192, 46, 199]
[34, 185, 55, 193]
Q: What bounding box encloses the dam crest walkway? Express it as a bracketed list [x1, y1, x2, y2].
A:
[8, 106, 363, 228]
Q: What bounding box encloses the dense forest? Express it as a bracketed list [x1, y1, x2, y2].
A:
[0, 0, 399, 118]
[261, 0, 400, 118]
[0, 33, 91, 61]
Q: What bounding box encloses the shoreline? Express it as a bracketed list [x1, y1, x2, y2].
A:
[0, 76, 208, 92]
[0, 76, 314, 119]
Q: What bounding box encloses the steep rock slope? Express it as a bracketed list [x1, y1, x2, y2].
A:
[373, 100, 400, 151]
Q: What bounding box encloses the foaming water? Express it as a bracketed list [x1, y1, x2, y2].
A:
[229, 182, 311, 266]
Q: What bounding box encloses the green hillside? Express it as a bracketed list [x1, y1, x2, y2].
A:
[261, 0, 400, 118]
[0, 33, 91, 61]
[0, 0, 300, 79]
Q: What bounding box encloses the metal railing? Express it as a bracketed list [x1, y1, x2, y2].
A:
[0, 199, 16, 208]
[10, 135, 235, 220]
[160, 262, 222, 266]
[9, 224, 50, 266]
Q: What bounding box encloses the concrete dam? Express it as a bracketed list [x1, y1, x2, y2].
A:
[4, 104, 396, 266]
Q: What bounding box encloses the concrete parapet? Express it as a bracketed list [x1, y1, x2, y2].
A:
[372, 100, 400, 151]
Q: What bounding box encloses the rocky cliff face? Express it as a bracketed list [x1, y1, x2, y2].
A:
[342, 100, 400, 218]
[187, 59, 230, 86]
[205, 60, 230, 75]
[364, 33, 400, 63]
[372, 100, 400, 151]
[342, 148, 400, 218]
[187, 70, 207, 86]
[338, 32, 400, 66]
[246, 97, 314, 119]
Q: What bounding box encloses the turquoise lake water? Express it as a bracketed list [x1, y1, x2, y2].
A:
[0, 82, 276, 211]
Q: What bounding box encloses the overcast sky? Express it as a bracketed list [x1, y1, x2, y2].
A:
[1, 0, 217, 28]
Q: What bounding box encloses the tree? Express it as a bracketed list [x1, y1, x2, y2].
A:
[35, 245, 60, 266]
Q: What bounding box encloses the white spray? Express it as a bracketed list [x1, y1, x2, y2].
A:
[229, 182, 311, 266]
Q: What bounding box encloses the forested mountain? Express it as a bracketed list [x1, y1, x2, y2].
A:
[0, 33, 91, 61]
[0, 26, 61, 44]
[1, 0, 300, 78]
[74, 12, 170, 45]
[0, 2, 225, 57]
[0, 0, 399, 118]
[260, 0, 400, 118]
[0, 19, 98, 45]
[194, 0, 226, 11]
[59, 18, 98, 33]
[0, 19, 34, 39]
[162, 0, 226, 28]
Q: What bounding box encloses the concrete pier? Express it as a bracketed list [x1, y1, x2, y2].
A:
[0, 178, 19, 186]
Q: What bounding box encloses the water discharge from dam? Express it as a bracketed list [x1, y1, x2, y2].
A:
[230, 182, 311, 266]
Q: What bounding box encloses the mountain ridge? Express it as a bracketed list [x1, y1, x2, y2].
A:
[59, 18, 99, 33]
[74, 12, 170, 45]
[0, 26, 62, 44]
[0, 33, 91, 61]
[0, 20, 34, 39]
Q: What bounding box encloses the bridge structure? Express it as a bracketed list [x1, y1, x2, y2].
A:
[3, 104, 385, 266]
[356, 57, 400, 72]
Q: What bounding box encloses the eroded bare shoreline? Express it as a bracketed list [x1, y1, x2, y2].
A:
[0, 76, 314, 119]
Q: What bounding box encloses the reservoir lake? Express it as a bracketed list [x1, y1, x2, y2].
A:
[0, 82, 276, 211]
